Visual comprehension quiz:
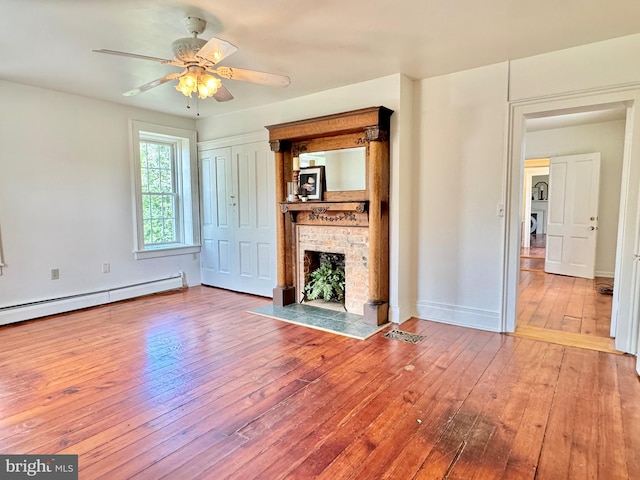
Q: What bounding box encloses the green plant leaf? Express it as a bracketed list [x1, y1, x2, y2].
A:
[304, 260, 345, 302]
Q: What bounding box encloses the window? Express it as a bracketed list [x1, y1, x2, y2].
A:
[130, 121, 200, 259]
[140, 140, 179, 245]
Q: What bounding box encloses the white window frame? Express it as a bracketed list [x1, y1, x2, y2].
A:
[130, 120, 200, 260]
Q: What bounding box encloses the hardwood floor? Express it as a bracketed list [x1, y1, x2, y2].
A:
[1, 286, 639, 479]
[517, 233, 616, 352]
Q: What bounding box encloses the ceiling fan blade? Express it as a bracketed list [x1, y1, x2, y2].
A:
[211, 66, 290, 87]
[196, 37, 238, 65]
[213, 83, 234, 102]
[93, 49, 182, 67]
[123, 71, 186, 96]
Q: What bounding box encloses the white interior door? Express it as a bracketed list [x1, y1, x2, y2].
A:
[200, 147, 236, 289]
[200, 142, 276, 296]
[545, 153, 601, 279]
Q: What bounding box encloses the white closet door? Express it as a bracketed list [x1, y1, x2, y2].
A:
[200, 142, 276, 296]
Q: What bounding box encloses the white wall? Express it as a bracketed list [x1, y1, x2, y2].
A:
[198, 74, 417, 323]
[197, 74, 405, 140]
[510, 33, 640, 101]
[525, 120, 625, 276]
[413, 62, 508, 331]
[0, 81, 201, 311]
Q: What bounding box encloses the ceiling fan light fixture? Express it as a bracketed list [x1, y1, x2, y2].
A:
[175, 70, 220, 99]
[176, 74, 197, 97]
[94, 16, 288, 103]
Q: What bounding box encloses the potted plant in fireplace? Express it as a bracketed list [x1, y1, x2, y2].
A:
[304, 259, 345, 304]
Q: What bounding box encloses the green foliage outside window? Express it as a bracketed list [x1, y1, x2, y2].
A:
[140, 141, 177, 245]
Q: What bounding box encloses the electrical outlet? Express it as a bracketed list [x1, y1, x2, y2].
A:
[51, 268, 59, 280]
[102, 262, 110, 274]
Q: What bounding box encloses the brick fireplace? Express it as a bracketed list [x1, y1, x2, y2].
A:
[297, 226, 369, 315]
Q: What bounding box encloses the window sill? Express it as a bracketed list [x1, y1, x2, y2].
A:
[134, 244, 201, 260]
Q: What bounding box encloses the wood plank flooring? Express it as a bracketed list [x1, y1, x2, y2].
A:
[518, 268, 613, 337]
[518, 232, 616, 352]
[1, 286, 639, 479]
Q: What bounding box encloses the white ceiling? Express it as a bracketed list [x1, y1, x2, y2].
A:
[3, 0, 640, 119]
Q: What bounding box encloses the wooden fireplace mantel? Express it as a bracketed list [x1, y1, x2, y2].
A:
[279, 201, 369, 226]
[266, 106, 393, 325]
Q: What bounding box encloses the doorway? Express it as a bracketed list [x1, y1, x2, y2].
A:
[504, 91, 639, 356]
[518, 152, 615, 350]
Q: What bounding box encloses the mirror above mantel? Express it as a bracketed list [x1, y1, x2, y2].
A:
[299, 146, 366, 192]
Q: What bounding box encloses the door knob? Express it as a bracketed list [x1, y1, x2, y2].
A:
[589, 226, 595, 231]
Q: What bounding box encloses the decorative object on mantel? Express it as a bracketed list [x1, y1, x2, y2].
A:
[287, 181, 297, 202]
[299, 166, 324, 201]
[266, 106, 393, 326]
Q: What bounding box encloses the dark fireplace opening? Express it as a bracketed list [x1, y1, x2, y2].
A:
[302, 251, 346, 309]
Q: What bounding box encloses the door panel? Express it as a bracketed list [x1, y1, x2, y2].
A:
[218, 240, 231, 274]
[545, 153, 601, 279]
[232, 142, 276, 295]
[200, 147, 237, 289]
[257, 242, 271, 279]
[215, 155, 231, 228]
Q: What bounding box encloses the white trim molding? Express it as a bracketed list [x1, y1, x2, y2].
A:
[416, 301, 501, 332]
[130, 120, 200, 259]
[197, 131, 268, 151]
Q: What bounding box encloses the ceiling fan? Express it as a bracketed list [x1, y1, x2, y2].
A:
[93, 16, 290, 102]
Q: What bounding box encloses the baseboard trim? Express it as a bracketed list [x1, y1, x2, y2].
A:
[594, 270, 615, 278]
[0, 274, 184, 326]
[388, 303, 413, 324]
[415, 301, 501, 332]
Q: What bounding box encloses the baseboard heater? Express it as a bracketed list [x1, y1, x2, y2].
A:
[0, 273, 185, 327]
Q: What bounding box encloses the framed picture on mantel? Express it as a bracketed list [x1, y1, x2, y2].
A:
[299, 166, 324, 200]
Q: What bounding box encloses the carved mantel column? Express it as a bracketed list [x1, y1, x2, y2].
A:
[270, 140, 296, 306]
[363, 126, 389, 325]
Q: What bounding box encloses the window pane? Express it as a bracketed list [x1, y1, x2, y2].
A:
[143, 219, 153, 244]
[138, 134, 183, 248]
[142, 195, 151, 218]
[148, 168, 161, 192]
[162, 195, 174, 218]
[164, 218, 175, 240]
[159, 169, 171, 192]
[140, 166, 149, 191]
[149, 195, 161, 218]
[159, 148, 172, 170]
[150, 219, 163, 244]
[146, 143, 160, 169]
